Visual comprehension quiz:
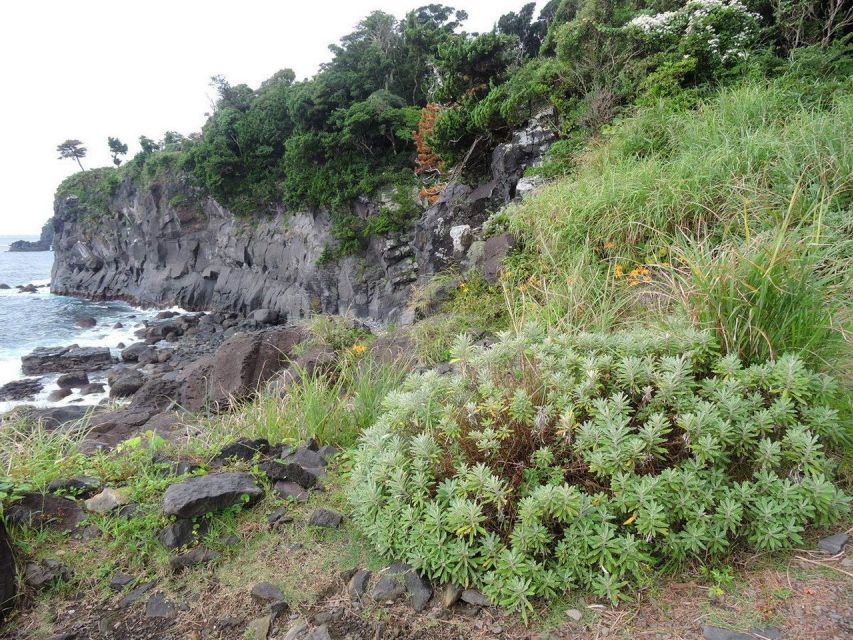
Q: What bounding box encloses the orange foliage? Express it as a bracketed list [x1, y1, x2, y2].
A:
[419, 183, 445, 205]
[413, 103, 443, 176]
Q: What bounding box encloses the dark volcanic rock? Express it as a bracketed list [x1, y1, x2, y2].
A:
[372, 574, 405, 602]
[77, 317, 97, 328]
[57, 371, 89, 388]
[347, 569, 371, 600]
[169, 546, 220, 571]
[251, 582, 285, 604]
[6, 493, 85, 531]
[145, 592, 176, 619]
[162, 472, 263, 518]
[0, 520, 16, 622]
[214, 438, 270, 462]
[817, 532, 849, 554]
[158, 519, 195, 549]
[25, 559, 71, 590]
[404, 570, 432, 612]
[21, 405, 90, 428]
[47, 476, 102, 498]
[47, 388, 72, 401]
[309, 508, 342, 529]
[273, 481, 308, 503]
[178, 327, 307, 411]
[119, 580, 157, 608]
[79, 382, 105, 395]
[0, 378, 43, 401]
[120, 342, 150, 362]
[109, 572, 134, 592]
[109, 371, 145, 398]
[22, 345, 113, 375]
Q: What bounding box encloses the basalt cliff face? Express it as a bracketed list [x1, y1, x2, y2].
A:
[51, 120, 553, 324]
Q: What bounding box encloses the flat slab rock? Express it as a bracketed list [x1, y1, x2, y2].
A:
[817, 532, 849, 554]
[162, 472, 263, 518]
[21, 345, 113, 375]
[6, 493, 85, 531]
[703, 627, 781, 640]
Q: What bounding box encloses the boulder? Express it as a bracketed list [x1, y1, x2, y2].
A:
[24, 559, 71, 590]
[47, 476, 102, 498]
[119, 580, 157, 608]
[178, 326, 307, 411]
[251, 582, 285, 604]
[21, 345, 113, 375]
[309, 508, 342, 529]
[273, 481, 308, 503]
[476, 233, 518, 284]
[109, 372, 145, 398]
[460, 589, 491, 607]
[77, 317, 97, 329]
[214, 438, 270, 463]
[120, 342, 150, 362]
[250, 308, 279, 324]
[404, 570, 432, 612]
[347, 569, 371, 600]
[84, 488, 129, 514]
[79, 382, 106, 395]
[47, 388, 72, 402]
[21, 405, 90, 428]
[0, 520, 15, 622]
[162, 472, 263, 518]
[6, 493, 85, 531]
[440, 584, 462, 608]
[109, 571, 134, 592]
[145, 592, 176, 619]
[372, 574, 405, 602]
[0, 378, 43, 401]
[169, 547, 220, 571]
[57, 372, 89, 388]
[158, 519, 195, 549]
[817, 532, 849, 554]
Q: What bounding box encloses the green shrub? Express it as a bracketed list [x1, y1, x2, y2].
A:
[56, 167, 122, 220]
[349, 327, 850, 619]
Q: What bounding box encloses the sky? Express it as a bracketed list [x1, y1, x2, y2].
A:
[0, 0, 541, 236]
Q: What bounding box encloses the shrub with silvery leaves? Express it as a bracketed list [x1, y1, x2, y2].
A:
[349, 325, 850, 620]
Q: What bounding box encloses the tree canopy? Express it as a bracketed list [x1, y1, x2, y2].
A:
[57, 139, 87, 171]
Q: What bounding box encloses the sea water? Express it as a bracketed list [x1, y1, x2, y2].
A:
[0, 235, 162, 411]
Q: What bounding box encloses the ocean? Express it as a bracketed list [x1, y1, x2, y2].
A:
[0, 235, 161, 411]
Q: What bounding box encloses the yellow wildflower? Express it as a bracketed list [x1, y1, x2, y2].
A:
[604, 241, 614, 250]
[614, 264, 624, 279]
[351, 344, 367, 354]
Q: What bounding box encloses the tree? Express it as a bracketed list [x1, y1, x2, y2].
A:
[57, 139, 87, 171]
[138, 135, 159, 155]
[107, 137, 128, 166]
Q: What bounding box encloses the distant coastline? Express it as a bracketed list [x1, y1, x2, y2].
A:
[7, 220, 53, 252]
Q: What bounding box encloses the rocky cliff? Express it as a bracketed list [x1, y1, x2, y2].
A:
[51, 119, 553, 324]
[8, 220, 53, 252]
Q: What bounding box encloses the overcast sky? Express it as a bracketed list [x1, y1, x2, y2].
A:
[0, 0, 540, 236]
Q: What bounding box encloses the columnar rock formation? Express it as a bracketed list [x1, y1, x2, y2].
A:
[51, 119, 554, 324]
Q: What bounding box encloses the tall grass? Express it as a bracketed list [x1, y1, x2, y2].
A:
[511, 81, 851, 255]
[198, 356, 407, 449]
[672, 226, 850, 368]
[500, 72, 851, 372]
